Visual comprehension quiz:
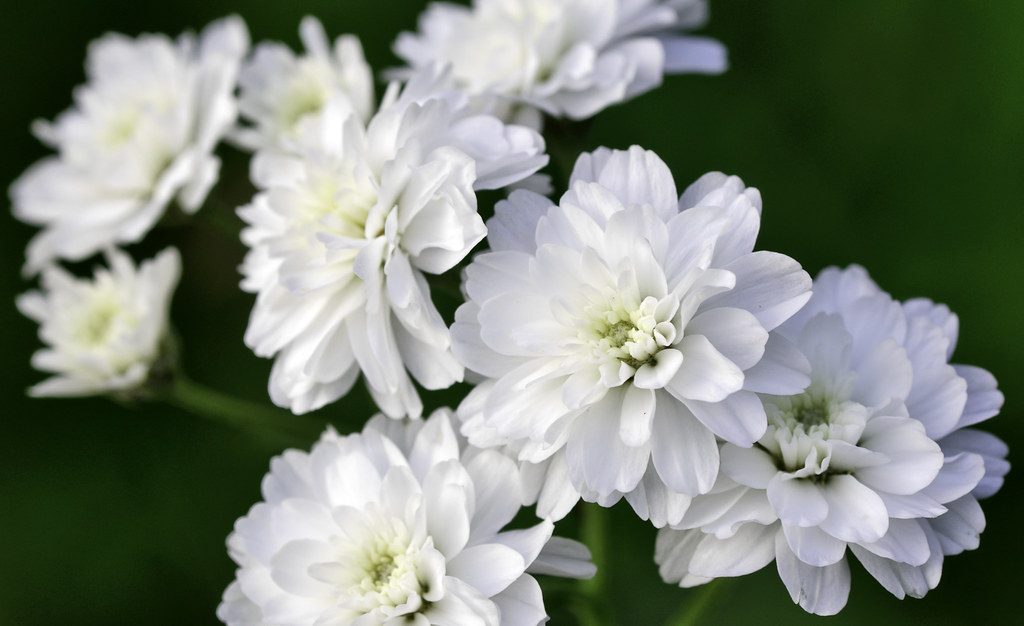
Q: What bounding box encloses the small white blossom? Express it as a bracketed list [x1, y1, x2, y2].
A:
[217, 409, 595, 626]
[452, 146, 812, 525]
[234, 16, 374, 152]
[393, 0, 726, 126]
[240, 66, 548, 417]
[655, 266, 1007, 615]
[16, 247, 181, 397]
[11, 17, 248, 275]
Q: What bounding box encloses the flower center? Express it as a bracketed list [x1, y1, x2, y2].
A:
[362, 544, 409, 591]
[326, 512, 437, 620]
[759, 387, 868, 476]
[606, 320, 635, 349]
[780, 394, 834, 429]
[102, 109, 141, 148]
[585, 295, 677, 371]
[280, 67, 329, 131]
[302, 168, 378, 239]
[75, 298, 121, 346]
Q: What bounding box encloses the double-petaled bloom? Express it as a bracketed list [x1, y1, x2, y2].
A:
[17, 247, 181, 398]
[239, 65, 547, 417]
[656, 266, 1007, 615]
[217, 410, 595, 625]
[452, 146, 812, 525]
[11, 17, 248, 274]
[234, 16, 374, 152]
[393, 0, 727, 127]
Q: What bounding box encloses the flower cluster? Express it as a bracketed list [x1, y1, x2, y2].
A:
[9, 3, 1007, 624]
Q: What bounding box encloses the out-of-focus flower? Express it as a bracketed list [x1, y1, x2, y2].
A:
[11, 16, 248, 275]
[234, 16, 374, 151]
[656, 266, 1007, 615]
[452, 146, 811, 525]
[217, 409, 595, 626]
[240, 66, 548, 417]
[16, 247, 181, 398]
[393, 0, 727, 127]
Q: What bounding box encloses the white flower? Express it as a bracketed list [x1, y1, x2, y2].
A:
[16, 247, 181, 397]
[217, 409, 595, 626]
[452, 146, 812, 525]
[393, 0, 726, 126]
[240, 66, 548, 417]
[655, 266, 1007, 615]
[234, 16, 374, 152]
[10, 16, 248, 275]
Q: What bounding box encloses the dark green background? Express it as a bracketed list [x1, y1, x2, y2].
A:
[1, 1, 1020, 624]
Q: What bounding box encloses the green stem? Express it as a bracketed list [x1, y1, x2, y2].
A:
[664, 579, 729, 626]
[163, 375, 318, 445]
[579, 503, 607, 596]
[575, 503, 612, 626]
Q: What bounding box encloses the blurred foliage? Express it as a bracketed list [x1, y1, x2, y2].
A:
[1, 1, 1020, 624]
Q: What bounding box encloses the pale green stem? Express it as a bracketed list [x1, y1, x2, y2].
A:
[575, 503, 613, 626]
[163, 375, 318, 445]
[664, 578, 729, 626]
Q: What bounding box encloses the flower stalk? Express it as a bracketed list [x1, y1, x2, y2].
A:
[163, 375, 318, 445]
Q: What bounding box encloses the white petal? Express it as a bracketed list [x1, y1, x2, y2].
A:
[490, 575, 548, 626]
[688, 522, 777, 578]
[856, 416, 943, 496]
[666, 334, 744, 402]
[740, 333, 811, 395]
[492, 520, 554, 569]
[856, 518, 931, 566]
[818, 475, 889, 544]
[775, 532, 851, 616]
[650, 393, 719, 496]
[703, 251, 811, 331]
[487, 190, 551, 253]
[850, 523, 942, 600]
[767, 475, 828, 527]
[683, 390, 767, 447]
[686, 307, 768, 371]
[424, 577, 499, 626]
[422, 460, 474, 558]
[953, 364, 1003, 430]
[931, 496, 985, 555]
[465, 451, 522, 543]
[528, 536, 597, 579]
[661, 36, 728, 74]
[566, 390, 651, 495]
[619, 385, 656, 446]
[447, 543, 526, 597]
[781, 524, 847, 567]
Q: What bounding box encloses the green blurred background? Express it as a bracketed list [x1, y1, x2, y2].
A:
[1, 1, 1021, 624]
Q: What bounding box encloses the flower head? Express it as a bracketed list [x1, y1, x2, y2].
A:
[235, 16, 374, 151]
[655, 266, 1008, 615]
[217, 409, 595, 625]
[393, 0, 726, 126]
[452, 146, 812, 525]
[11, 17, 248, 275]
[16, 247, 181, 398]
[240, 66, 548, 417]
